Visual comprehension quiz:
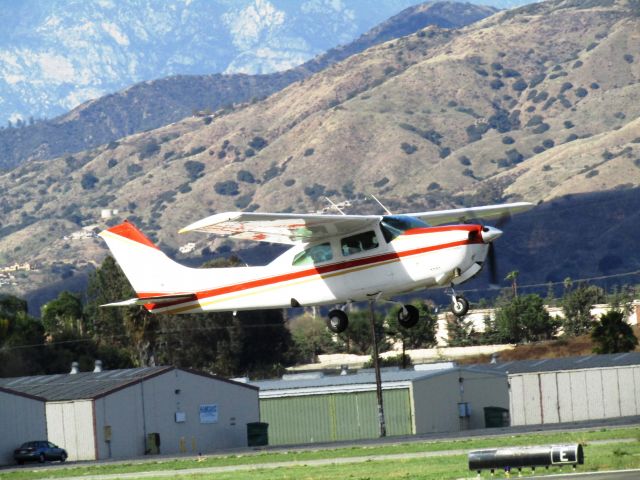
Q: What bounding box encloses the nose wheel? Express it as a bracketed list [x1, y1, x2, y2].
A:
[446, 288, 469, 317]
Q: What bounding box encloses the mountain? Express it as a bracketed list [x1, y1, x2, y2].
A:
[1, 0, 639, 312]
[0, 1, 497, 171]
[0, 0, 473, 126]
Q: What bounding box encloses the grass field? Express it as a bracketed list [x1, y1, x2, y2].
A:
[2, 427, 639, 480]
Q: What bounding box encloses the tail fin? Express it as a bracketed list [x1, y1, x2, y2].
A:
[99, 221, 191, 297]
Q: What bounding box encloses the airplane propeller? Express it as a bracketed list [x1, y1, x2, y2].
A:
[487, 241, 499, 286]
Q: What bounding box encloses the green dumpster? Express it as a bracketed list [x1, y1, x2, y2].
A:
[484, 407, 509, 428]
[247, 422, 269, 446]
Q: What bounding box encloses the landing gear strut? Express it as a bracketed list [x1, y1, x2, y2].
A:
[447, 288, 470, 317]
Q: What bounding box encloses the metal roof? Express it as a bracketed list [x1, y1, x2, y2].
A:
[0, 366, 173, 401]
[466, 352, 640, 375]
[250, 366, 503, 395]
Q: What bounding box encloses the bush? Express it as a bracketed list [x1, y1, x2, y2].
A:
[245, 148, 255, 157]
[532, 123, 550, 134]
[503, 68, 521, 78]
[491, 62, 503, 71]
[127, 163, 142, 175]
[374, 177, 389, 188]
[237, 170, 255, 183]
[586, 42, 598, 51]
[234, 194, 253, 209]
[512, 78, 527, 91]
[560, 82, 573, 93]
[304, 148, 315, 156]
[187, 146, 206, 157]
[400, 142, 417, 154]
[107, 158, 118, 168]
[575, 87, 588, 98]
[506, 148, 524, 164]
[427, 182, 440, 191]
[572, 60, 583, 69]
[564, 120, 575, 129]
[533, 145, 545, 154]
[458, 156, 471, 166]
[490, 79, 504, 90]
[184, 160, 205, 180]
[81, 172, 98, 190]
[585, 169, 599, 178]
[248, 136, 268, 150]
[526, 115, 544, 127]
[439, 147, 451, 158]
[139, 139, 160, 160]
[203, 117, 213, 125]
[565, 133, 579, 142]
[529, 73, 546, 88]
[466, 123, 489, 142]
[542, 139, 555, 149]
[590, 82, 600, 89]
[304, 183, 326, 200]
[284, 179, 295, 187]
[623, 54, 634, 64]
[502, 136, 515, 145]
[214, 180, 239, 196]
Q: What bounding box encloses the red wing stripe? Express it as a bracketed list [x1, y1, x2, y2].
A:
[142, 232, 481, 311]
[107, 221, 160, 250]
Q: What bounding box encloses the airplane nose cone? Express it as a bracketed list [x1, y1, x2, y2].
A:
[481, 226, 503, 243]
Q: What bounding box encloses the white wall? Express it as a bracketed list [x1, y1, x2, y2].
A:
[93, 370, 259, 460]
[0, 391, 46, 466]
[46, 401, 96, 461]
[412, 369, 508, 433]
[510, 365, 640, 426]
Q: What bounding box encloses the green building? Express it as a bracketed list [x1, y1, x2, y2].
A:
[250, 365, 508, 445]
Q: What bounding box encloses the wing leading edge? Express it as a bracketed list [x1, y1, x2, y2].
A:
[179, 212, 381, 245]
[179, 202, 534, 244]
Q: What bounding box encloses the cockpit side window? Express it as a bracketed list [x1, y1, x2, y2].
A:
[292, 242, 333, 266]
[341, 230, 379, 256]
[380, 215, 431, 242]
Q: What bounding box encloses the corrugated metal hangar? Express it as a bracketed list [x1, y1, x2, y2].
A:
[250, 365, 508, 445]
[0, 366, 259, 465]
[469, 353, 640, 426]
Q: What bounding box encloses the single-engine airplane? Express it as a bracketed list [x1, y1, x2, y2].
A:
[99, 201, 533, 333]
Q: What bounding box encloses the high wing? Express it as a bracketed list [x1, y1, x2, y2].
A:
[179, 212, 381, 245]
[409, 201, 534, 226]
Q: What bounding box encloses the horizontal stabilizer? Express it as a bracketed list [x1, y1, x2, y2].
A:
[101, 293, 197, 308]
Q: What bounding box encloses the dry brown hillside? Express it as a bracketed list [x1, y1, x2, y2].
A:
[1, 0, 639, 307]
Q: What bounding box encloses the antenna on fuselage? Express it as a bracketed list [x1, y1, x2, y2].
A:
[324, 196, 347, 215]
[371, 194, 393, 215]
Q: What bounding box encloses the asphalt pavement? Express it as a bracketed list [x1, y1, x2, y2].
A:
[521, 469, 640, 479]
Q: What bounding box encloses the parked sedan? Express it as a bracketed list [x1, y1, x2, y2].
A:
[14, 441, 67, 464]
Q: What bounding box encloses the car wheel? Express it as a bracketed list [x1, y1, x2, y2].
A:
[38, 453, 45, 463]
[60, 452, 67, 462]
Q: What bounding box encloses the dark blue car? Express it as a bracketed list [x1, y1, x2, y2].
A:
[13, 441, 67, 465]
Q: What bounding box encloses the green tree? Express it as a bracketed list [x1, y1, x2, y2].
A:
[85, 256, 160, 366]
[505, 270, 520, 298]
[494, 294, 558, 343]
[339, 308, 390, 355]
[42, 291, 85, 337]
[386, 301, 437, 367]
[561, 284, 605, 336]
[0, 295, 46, 376]
[592, 310, 638, 354]
[289, 313, 334, 364]
[446, 314, 478, 347]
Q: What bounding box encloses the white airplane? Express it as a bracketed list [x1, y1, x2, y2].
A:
[99, 201, 533, 333]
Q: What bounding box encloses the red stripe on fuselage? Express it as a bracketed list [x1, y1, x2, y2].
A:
[142, 225, 484, 311]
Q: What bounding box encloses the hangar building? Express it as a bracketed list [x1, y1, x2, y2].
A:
[0, 366, 259, 465]
[250, 365, 508, 445]
[468, 353, 640, 426]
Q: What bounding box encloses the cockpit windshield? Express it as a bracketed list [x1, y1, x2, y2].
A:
[380, 215, 431, 242]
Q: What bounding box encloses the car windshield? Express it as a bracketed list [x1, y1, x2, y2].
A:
[380, 215, 431, 242]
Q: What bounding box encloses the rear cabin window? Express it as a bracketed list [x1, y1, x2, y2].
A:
[341, 231, 379, 256]
[292, 243, 333, 266]
[380, 215, 431, 242]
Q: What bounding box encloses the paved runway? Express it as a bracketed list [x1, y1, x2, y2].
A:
[521, 469, 640, 479]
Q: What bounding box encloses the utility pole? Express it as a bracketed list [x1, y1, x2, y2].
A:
[368, 299, 386, 437]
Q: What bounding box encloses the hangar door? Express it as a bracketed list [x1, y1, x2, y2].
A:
[261, 389, 412, 445]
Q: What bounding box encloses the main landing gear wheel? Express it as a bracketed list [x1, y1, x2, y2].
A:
[451, 296, 469, 317]
[326, 309, 349, 333]
[398, 304, 419, 328]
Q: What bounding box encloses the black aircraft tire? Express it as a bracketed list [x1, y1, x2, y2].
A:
[398, 304, 419, 328]
[451, 296, 469, 317]
[326, 309, 349, 333]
